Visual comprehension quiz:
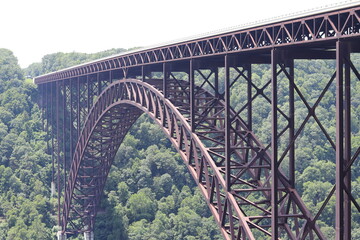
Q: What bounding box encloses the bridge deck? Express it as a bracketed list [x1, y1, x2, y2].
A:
[34, 1, 360, 84]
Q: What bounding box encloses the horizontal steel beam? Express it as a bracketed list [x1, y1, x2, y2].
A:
[34, 5, 360, 84]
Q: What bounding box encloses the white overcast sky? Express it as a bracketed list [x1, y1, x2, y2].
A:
[1, 0, 357, 67]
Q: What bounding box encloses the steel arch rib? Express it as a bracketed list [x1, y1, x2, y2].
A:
[62, 79, 254, 238]
[61, 78, 322, 239]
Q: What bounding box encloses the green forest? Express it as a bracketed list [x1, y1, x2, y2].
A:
[0, 47, 359, 239]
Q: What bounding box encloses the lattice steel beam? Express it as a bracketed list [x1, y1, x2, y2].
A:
[34, 5, 360, 84]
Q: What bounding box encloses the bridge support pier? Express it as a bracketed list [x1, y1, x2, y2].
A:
[84, 231, 94, 240]
[57, 231, 66, 240]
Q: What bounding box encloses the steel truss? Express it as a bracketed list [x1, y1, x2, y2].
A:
[37, 40, 359, 240]
[35, 5, 360, 240]
[35, 5, 360, 84]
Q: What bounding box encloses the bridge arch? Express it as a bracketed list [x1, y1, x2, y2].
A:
[61, 78, 322, 239]
[62, 79, 247, 239]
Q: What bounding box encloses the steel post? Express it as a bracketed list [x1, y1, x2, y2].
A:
[246, 64, 252, 131]
[336, 40, 344, 240]
[97, 73, 101, 95]
[44, 83, 49, 148]
[214, 66, 219, 98]
[47, 83, 54, 197]
[51, 82, 55, 192]
[224, 54, 231, 191]
[190, 59, 195, 132]
[87, 76, 90, 113]
[77, 77, 80, 137]
[344, 41, 352, 240]
[336, 40, 352, 240]
[62, 80, 67, 194]
[163, 63, 168, 98]
[142, 66, 145, 82]
[69, 78, 73, 160]
[288, 59, 295, 187]
[271, 48, 279, 239]
[343, 44, 352, 240]
[56, 81, 61, 227]
[39, 84, 44, 130]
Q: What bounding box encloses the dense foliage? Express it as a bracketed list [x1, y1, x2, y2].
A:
[0, 49, 53, 239]
[0, 48, 359, 239]
[94, 115, 222, 240]
[0, 48, 222, 240]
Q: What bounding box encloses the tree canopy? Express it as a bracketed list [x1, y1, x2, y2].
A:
[0, 48, 359, 239]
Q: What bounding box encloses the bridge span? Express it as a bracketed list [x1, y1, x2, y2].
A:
[35, 2, 360, 240]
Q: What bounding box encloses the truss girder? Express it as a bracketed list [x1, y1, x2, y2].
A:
[34, 6, 360, 84]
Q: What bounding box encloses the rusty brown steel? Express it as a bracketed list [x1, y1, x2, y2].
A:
[60, 79, 252, 237]
[39, 44, 360, 239]
[54, 75, 328, 238]
[34, 5, 360, 84]
[34, 4, 360, 239]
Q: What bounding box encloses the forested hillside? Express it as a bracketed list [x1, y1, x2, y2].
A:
[0, 49, 53, 238]
[0, 48, 222, 240]
[0, 48, 359, 239]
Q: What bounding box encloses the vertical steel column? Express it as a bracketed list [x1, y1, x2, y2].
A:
[163, 63, 168, 97]
[44, 83, 49, 154]
[50, 82, 55, 197]
[62, 80, 67, 194]
[288, 59, 295, 187]
[343, 42, 351, 240]
[214, 66, 219, 98]
[245, 64, 253, 171]
[123, 68, 128, 79]
[142, 66, 145, 82]
[335, 40, 351, 240]
[97, 73, 101, 96]
[45, 84, 49, 132]
[69, 78, 73, 161]
[271, 48, 279, 239]
[87, 76, 90, 113]
[246, 64, 252, 131]
[224, 55, 231, 191]
[77, 78, 80, 137]
[39, 84, 45, 130]
[336, 40, 344, 240]
[190, 59, 195, 131]
[56, 81, 61, 226]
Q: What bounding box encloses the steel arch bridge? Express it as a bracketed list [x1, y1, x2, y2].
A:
[35, 3, 360, 240]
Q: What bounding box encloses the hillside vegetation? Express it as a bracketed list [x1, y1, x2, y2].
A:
[0, 48, 359, 239]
